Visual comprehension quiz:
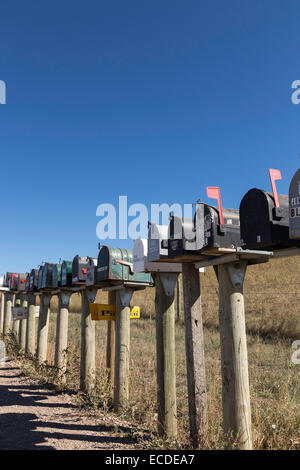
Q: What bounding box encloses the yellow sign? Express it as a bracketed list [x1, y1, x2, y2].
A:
[89, 303, 140, 321]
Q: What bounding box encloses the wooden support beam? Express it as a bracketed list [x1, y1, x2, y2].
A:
[182, 263, 208, 448]
[55, 291, 71, 383]
[36, 294, 51, 364]
[80, 289, 97, 393]
[155, 273, 177, 440]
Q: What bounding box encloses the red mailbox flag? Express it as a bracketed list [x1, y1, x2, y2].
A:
[269, 168, 282, 208]
[206, 186, 224, 226]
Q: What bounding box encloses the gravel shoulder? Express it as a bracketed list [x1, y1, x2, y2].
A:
[0, 359, 143, 450]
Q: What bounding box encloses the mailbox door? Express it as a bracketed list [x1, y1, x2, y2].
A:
[289, 169, 300, 240]
[18, 274, 27, 291]
[37, 267, 44, 290]
[86, 258, 97, 286]
[52, 264, 61, 288]
[148, 224, 169, 262]
[240, 188, 291, 250]
[61, 261, 73, 287]
[72, 256, 89, 283]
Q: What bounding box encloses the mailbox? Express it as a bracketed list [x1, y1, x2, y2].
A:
[72, 255, 89, 285]
[25, 274, 30, 291]
[240, 189, 294, 251]
[134, 238, 182, 273]
[61, 261, 73, 287]
[41, 263, 55, 290]
[97, 246, 152, 284]
[3, 273, 12, 288]
[147, 223, 170, 262]
[289, 168, 300, 240]
[29, 269, 39, 291]
[37, 266, 44, 290]
[16, 273, 27, 292]
[194, 204, 240, 252]
[52, 264, 62, 288]
[9, 273, 19, 291]
[86, 257, 98, 287]
[168, 216, 197, 258]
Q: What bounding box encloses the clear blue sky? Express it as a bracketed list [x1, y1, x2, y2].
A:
[0, 0, 300, 274]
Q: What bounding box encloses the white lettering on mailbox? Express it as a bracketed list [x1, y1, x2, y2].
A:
[290, 207, 300, 218]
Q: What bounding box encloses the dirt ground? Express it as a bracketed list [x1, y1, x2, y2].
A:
[0, 359, 141, 450]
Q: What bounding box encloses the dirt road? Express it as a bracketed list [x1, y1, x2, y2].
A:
[0, 359, 140, 450]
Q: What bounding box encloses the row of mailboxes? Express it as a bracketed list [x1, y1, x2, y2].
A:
[144, 169, 300, 263]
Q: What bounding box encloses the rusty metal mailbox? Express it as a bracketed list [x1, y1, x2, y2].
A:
[72, 255, 89, 285]
[61, 261, 73, 287]
[289, 168, 300, 240]
[9, 273, 19, 291]
[97, 246, 152, 285]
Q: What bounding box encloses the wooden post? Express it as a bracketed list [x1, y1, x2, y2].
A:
[19, 295, 28, 350]
[0, 292, 5, 334]
[217, 261, 252, 450]
[55, 291, 71, 383]
[80, 288, 97, 393]
[3, 292, 13, 336]
[155, 273, 177, 440]
[106, 290, 116, 386]
[176, 277, 181, 322]
[36, 294, 51, 364]
[182, 263, 208, 447]
[26, 294, 37, 355]
[12, 295, 21, 340]
[114, 288, 133, 412]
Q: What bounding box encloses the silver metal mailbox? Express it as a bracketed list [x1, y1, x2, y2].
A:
[134, 238, 182, 273]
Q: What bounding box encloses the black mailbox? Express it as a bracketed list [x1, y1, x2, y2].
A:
[86, 257, 98, 287]
[289, 168, 300, 240]
[195, 204, 240, 252]
[240, 188, 295, 251]
[29, 269, 39, 291]
[41, 263, 55, 290]
[16, 273, 27, 292]
[72, 255, 89, 285]
[37, 266, 44, 291]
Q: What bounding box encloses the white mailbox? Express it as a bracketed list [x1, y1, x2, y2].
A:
[133, 239, 182, 273]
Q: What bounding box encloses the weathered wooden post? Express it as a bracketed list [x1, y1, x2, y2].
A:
[12, 295, 21, 340]
[19, 295, 28, 350]
[0, 292, 5, 334]
[182, 263, 208, 448]
[80, 288, 97, 393]
[3, 292, 14, 336]
[55, 291, 71, 382]
[176, 277, 181, 322]
[114, 287, 134, 412]
[106, 290, 116, 386]
[155, 273, 178, 440]
[217, 260, 252, 450]
[36, 294, 51, 364]
[26, 294, 37, 355]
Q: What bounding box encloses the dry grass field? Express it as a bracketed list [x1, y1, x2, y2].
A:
[10, 256, 300, 449]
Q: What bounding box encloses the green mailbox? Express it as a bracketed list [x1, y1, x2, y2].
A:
[96, 246, 153, 285]
[61, 261, 73, 287]
[52, 264, 62, 288]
